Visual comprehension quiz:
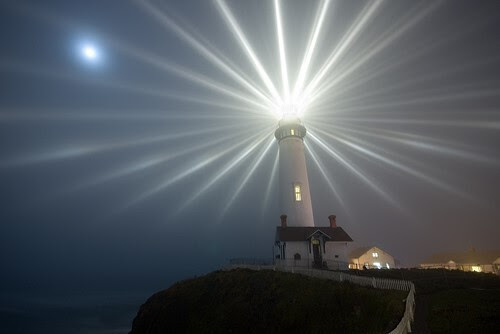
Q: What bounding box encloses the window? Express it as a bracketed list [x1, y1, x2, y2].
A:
[294, 253, 301, 260]
[386, 263, 390, 269]
[291, 129, 295, 135]
[294, 184, 302, 201]
[373, 262, 381, 269]
[372, 252, 379, 258]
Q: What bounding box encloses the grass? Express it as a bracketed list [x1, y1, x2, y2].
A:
[131, 269, 406, 334]
[428, 288, 500, 334]
[350, 268, 500, 333]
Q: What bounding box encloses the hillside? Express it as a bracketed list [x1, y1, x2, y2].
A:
[352, 269, 500, 333]
[130, 269, 406, 334]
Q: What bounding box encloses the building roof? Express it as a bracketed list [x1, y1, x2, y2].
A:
[349, 246, 375, 259]
[421, 249, 500, 265]
[349, 246, 393, 259]
[276, 226, 353, 242]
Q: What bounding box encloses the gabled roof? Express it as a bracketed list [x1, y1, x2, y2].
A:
[276, 226, 353, 242]
[349, 246, 375, 259]
[421, 249, 500, 265]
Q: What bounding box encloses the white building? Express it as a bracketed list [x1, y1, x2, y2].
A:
[420, 249, 500, 274]
[349, 246, 396, 270]
[275, 215, 353, 269]
[273, 116, 353, 269]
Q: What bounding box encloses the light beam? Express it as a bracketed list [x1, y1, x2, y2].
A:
[215, 0, 282, 105]
[274, 0, 290, 102]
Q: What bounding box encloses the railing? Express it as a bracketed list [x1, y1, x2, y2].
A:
[274, 258, 350, 271]
[388, 283, 415, 334]
[224, 263, 415, 333]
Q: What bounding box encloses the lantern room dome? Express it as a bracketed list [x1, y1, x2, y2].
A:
[275, 117, 307, 142]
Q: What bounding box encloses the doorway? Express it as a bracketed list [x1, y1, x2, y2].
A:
[312, 239, 322, 268]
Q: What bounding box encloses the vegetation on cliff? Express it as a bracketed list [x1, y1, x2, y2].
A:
[352, 268, 500, 333]
[131, 269, 406, 333]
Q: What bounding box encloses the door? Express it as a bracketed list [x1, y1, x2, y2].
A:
[312, 239, 322, 268]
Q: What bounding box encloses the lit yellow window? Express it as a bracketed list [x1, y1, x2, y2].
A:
[291, 129, 295, 136]
[372, 252, 379, 258]
[294, 184, 302, 201]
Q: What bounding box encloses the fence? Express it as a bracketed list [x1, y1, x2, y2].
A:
[273, 258, 350, 271]
[224, 263, 415, 334]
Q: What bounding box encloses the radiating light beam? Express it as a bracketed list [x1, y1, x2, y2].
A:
[135, 0, 276, 108]
[176, 128, 273, 214]
[109, 41, 272, 112]
[304, 141, 348, 215]
[122, 126, 273, 210]
[324, 122, 500, 166]
[300, 0, 384, 104]
[310, 124, 472, 200]
[310, 0, 443, 104]
[308, 131, 399, 207]
[0, 121, 258, 168]
[215, 0, 282, 104]
[1, 1, 274, 114]
[64, 126, 260, 193]
[221, 136, 276, 217]
[262, 150, 279, 217]
[274, 0, 290, 102]
[0, 59, 272, 118]
[292, 0, 330, 101]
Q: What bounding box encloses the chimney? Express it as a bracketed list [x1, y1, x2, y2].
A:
[280, 214, 287, 228]
[328, 215, 337, 228]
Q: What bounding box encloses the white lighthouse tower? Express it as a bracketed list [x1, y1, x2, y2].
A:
[273, 114, 353, 269]
[274, 115, 315, 227]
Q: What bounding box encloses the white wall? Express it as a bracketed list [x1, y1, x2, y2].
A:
[281, 241, 349, 262]
[284, 241, 312, 261]
[353, 247, 395, 269]
[325, 242, 349, 263]
[278, 137, 314, 227]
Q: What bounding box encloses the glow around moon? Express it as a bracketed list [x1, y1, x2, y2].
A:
[79, 42, 100, 63]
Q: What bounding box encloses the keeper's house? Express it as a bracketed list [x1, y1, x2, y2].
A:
[274, 215, 353, 270]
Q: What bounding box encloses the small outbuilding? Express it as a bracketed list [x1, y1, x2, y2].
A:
[349, 246, 396, 270]
[274, 215, 353, 270]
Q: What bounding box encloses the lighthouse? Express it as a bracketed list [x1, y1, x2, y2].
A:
[274, 114, 353, 269]
[274, 115, 314, 227]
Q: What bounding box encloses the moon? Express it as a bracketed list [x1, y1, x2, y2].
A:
[80, 43, 99, 61]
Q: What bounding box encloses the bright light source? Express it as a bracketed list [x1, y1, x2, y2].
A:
[79, 43, 100, 63]
[276, 103, 305, 120]
[83, 46, 97, 59]
[282, 103, 297, 116]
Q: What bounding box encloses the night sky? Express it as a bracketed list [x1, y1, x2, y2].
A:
[1, 0, 500, 332]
